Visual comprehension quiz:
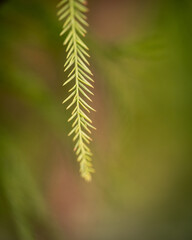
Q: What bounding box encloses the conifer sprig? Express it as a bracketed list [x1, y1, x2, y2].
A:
[57, 0, 95, 181]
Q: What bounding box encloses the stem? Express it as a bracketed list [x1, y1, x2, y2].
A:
[70, 0, 86, 164]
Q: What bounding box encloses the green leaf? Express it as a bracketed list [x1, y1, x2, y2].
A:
[58, 0, 95, 181]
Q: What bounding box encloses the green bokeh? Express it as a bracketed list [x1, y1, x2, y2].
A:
[0, 0, 192, 239]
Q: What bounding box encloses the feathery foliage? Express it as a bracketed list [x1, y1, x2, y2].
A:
[57, 0, 95, 181]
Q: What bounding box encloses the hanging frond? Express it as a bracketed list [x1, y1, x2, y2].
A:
[57, 0, 95, 181]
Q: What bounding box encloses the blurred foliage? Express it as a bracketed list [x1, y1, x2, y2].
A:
[0, 0, 192, 239]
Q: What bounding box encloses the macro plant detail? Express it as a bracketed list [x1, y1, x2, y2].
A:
[57, 0, 95, 181]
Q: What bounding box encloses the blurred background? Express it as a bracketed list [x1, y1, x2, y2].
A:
[0, 0, 192, 239]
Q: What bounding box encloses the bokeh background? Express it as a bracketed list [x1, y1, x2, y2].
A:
[0, 0, 192, 239]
